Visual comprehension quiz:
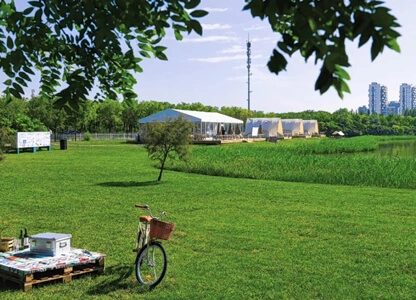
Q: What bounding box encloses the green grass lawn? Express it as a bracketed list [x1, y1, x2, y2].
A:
[1, 140, 416, 299]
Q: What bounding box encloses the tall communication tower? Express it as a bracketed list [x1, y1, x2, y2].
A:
[246, 37, 252, 111]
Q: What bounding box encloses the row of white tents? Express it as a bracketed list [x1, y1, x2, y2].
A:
[138, 109, 319, 139]
[244, 118, 319, 137]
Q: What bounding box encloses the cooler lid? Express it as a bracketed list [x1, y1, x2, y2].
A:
[30, 232, 72, 240]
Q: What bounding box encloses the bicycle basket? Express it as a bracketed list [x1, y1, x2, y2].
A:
[150, 219, 176, 240]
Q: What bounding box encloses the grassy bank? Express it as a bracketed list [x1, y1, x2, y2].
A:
[1, 141, 416, 299]
[168, 136, 416, 189]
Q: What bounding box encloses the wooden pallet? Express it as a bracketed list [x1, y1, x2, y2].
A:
[0, 256, 105, 291]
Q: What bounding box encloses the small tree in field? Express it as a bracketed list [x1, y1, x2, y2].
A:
[144, 116, 193, 182]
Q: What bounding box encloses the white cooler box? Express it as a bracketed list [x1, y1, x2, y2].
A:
[30, 232, 72, 256]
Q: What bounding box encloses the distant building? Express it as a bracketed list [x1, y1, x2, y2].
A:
[387, 101, 400, 115]
[399, 83, 416, 115]
[358, 106, 369, 114]
[368, 82, 388, 115]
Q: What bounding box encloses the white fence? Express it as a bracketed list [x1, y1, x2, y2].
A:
[52, 133, 138, 142]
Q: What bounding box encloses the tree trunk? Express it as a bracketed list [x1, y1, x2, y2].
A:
[157, 153, 168, 181]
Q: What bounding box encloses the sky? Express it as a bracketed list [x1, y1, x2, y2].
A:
[3, 0, 416, 114]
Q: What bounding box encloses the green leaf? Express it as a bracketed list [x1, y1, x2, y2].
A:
[370, 34, 383, 61]
[136, 35, 149, 43]
[3, 79, 12, 86]
[15, 77, 28, 87]
[267, 49, 288, 75]
[174, 30, 183, 41]
[28, 1, 42, 7]
[340, 79, 351, 94]
[123, 91, 137, 99]
[243, 0, 264, 18]
[155, 51, 168, 61]
[9, 87, 21, 98]
[18, 71, 31, 81]
[53, 96, 68, 109]
[315, 68, 333, 94]
[386, 38, 400, 52]
[308, 18, 317, 32]
[154, 46, 167, 52]
[190, 20, 203, 35]
[134, 64, 143, 72]
[12, 82, 24, 94]
[372, 7, 395, 28]
[139, 51, 151, 58]
[138, 43, 153, 52]
[358, 30, 372, 47]
[190, 10, 208, 18]
[23, 65, 35, 75]
[6, 36, 13, 49]
[334, 66, 351, 81]
[23, 7, 34, 15]
[184, 0, 201, 9]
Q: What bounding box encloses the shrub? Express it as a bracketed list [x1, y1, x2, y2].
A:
[83, 132, 92, 141]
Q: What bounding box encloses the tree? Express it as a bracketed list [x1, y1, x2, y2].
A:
[144, 116, 192, 181]
[0, 0, 207, 110]
[0, 1, 400, 108]
[96, 99, 123, 132]
[244, 0, 400, 98]
[121, 101, 140, 133]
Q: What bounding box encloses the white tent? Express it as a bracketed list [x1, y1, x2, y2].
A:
[281, 119, 304, 136]
[138, 109, 244, 139]
[244, 118, 284, 137]
[332, 131, 345, 136]
[303, 120, 319, 136]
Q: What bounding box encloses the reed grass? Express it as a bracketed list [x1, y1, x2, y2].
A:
[168, 136, 416, 189]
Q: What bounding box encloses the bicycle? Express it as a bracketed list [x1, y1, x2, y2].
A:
[133, 204, 175, 288]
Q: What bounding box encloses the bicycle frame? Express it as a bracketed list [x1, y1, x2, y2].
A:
[134, 204, 167, 252]
[134, 204, 169, 288]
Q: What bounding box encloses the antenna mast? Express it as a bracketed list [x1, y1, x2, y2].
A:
[246, 36, 252, 111]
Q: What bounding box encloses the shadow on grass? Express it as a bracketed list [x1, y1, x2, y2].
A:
[88, 264, 150, 296]
[97, 181, 163, 187]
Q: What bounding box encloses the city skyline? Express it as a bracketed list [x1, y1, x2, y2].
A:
[367, 82, 416, 115]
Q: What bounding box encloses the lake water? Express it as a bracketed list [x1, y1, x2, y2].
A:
[377, 141, 416, 157]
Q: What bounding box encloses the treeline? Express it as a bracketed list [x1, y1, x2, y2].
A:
[2, 96, 416, 138]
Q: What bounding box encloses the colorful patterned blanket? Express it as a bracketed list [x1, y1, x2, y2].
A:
[0, 248, 105, 277]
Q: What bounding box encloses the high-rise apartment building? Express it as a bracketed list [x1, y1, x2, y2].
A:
[399, 83, 416, 114]
[387, 101, 400, 115]
[368, 82, 388, 115]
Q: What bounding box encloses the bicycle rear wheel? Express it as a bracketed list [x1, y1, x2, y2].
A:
[135, 242, 167, 288]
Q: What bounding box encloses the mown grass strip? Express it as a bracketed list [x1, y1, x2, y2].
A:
[1, 140, 416, 299]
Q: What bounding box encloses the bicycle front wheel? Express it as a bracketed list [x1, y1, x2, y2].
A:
[135, 242, 167, 288]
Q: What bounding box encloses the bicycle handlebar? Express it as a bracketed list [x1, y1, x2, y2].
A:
[135, 204, 167, 220]
[135, 204, 149, 210]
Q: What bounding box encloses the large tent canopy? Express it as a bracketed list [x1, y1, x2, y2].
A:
[139, 109, 244, 138]
[244, 118, 283, 137]
[281, 119, 304, 136]
[303, 120, 319, 135]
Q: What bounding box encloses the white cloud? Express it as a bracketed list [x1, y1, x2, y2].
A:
[202, 23, 232, 30]
[189, 54, 246, 63]
[203, 7, 228, 12]
[250, 37, 274, 43]
[190, 54, 262, 63]
[244, 25, 267, 31]
[220, 45, 245, 54]
[183, 35, 238, 43]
